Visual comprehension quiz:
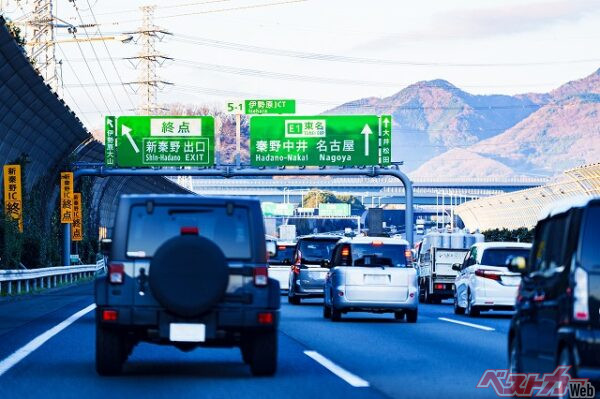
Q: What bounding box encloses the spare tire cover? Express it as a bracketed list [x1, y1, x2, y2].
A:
[149, 235, 229, 317]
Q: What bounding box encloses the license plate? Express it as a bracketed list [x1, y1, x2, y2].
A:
[169, 323, 206, 342]
[502, 276, 520, 286]
[364, 274, 389, 284]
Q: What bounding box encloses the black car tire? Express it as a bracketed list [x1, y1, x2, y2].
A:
[394, 311, 405, 321]
[509, 335, 522, 374]
[288, 295, 301, 305]
[96, 325, 126, 376]
[406, 309, 418, 323]
[323, 304, 331, 319]
[453, 293, 465, 315]
[150, 235, 229, 318]
[248, 331, 278, 376]
[466, 290, 480, 317]
[331, 307, 342, 322]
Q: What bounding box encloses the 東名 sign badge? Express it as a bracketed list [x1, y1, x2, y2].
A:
[250, 115, 392, 167]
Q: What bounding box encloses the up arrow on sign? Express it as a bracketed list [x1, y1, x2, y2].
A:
[122, 125, 140, 154]
[361, 124, 373, 156]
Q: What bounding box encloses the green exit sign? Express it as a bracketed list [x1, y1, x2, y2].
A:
[112, 116, 215, 167]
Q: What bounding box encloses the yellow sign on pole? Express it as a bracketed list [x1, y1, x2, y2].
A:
[3, 164, 23, 232]
[60, 172, 74, 223]
[72, 192, 83, 242]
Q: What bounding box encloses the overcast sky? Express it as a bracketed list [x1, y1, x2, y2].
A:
[2, 0, 600, 130]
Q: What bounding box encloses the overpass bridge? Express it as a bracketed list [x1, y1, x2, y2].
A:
[180, 176, 548, 206]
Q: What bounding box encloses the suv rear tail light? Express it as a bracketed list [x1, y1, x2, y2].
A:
[291, 265, 300, 275]
[253, 266, 268, 286]
[434, 283, 445, 290]
[257, 312, 273, 325]
[372, 241, 384, 247]
[294, 249, 302, 266]
[475, 269, 501, 281]
[108, 263, 124, 284]
[102, 309, 118, 322]
[573, 267, 589, 321]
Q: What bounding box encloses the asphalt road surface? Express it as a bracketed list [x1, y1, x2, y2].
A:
[0, 283, 513, 399]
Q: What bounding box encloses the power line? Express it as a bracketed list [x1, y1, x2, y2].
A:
[56, 43, 104, 117]
[91, 0, 237, 17]
[84, 0, 136, 109]
[90, 0, 308, 26]
[70, 33, 112, 112]
[71, 0, 123, 112]
[172, 34, 600, 67]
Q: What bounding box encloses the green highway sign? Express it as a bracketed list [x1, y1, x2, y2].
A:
[250, 115, 392, 167]
[318, 203, 351, 217]
[245, 99, 295, 115]
[261, 202, 295, 216]
[114, 116, 215, 167]
[226, 99, 296, 115]
[105, 116, 116, 167]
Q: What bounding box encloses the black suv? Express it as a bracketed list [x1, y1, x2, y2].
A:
[508, 197, 599, 385]
[95, 195, 280, 376]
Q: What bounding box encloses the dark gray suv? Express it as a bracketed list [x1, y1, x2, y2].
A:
[95, 195, 280, 376]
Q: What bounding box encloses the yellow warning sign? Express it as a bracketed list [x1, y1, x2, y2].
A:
[3, 164, 23, 232]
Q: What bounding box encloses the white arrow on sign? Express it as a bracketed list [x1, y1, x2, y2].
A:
[122, 125, 140, 154]
[361, 124, 373, 156]
[382, 118, 390, 128]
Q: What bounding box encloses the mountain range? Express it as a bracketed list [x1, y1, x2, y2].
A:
[326, 68, 600, 178]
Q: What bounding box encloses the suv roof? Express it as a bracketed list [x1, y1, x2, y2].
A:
[471, 242, 532, 250]
[538, 196, 600, 221]
[338, 236, 409, 246]
[119, 194, 260, 207]
[297, 234, 341, 240]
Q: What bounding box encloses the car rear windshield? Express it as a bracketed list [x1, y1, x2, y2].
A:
[298, 239, 338, 264]
[269, 245, 295, 264]
[581, 205, 600, 269]
[351, 244, 408, 267]
[127, 205, 251, 259]
[481, 248, 530, 267]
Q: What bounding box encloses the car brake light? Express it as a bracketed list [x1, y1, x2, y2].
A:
[475, 269, 501, 281]
[434, 283, 445, 290]
[278, 246, 287, 250]
[341, 246, 350, 257]
[372, 241, 384, 247]
[102, 309, 118, 322]
[573, 267, 589, 321]
[291, 265, 300, 275]
[405, 249, 413, 263]
[108, 263, 124, 284]
[253, 266, 268, 286]
[294, 249, 302, 266]
[257, 312, 273, 324]
[180, 226, 199, 235]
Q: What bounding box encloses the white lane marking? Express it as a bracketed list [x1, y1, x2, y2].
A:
[0, 304, 96, 377]
[438, 317, 495, 331]
[304, 350, 370, 388]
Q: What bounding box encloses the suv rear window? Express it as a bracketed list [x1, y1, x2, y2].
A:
[269, 245, 295, 264]
[127, 205, 251, 259]
[351, 244, 408, 267]
[581, 205, 600, 269]
[481, 248, 531, 267]
[298, 239, 338, 264]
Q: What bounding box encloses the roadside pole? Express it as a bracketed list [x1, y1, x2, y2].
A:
[235, 113, 241, 167]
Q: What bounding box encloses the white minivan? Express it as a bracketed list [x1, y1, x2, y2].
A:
[453, 242, 531, 317]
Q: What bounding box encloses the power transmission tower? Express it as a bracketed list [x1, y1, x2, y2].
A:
[124, 5, 172, 115]
[18, 0, 60, 92]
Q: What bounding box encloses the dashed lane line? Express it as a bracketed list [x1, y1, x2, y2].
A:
[0, 303, 96, 377]
[438, 317, 495, 331]
[304, 350, 370, 388]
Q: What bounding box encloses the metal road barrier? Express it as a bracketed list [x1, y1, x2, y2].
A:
[0, 259, 105, 296]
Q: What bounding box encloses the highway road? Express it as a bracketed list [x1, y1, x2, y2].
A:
[0, 282, 512, 399]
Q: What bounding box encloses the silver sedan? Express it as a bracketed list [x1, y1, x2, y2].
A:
[323, 237, 419, 322]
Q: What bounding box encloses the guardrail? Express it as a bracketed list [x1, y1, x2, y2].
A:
[0, 259, 105, 296]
